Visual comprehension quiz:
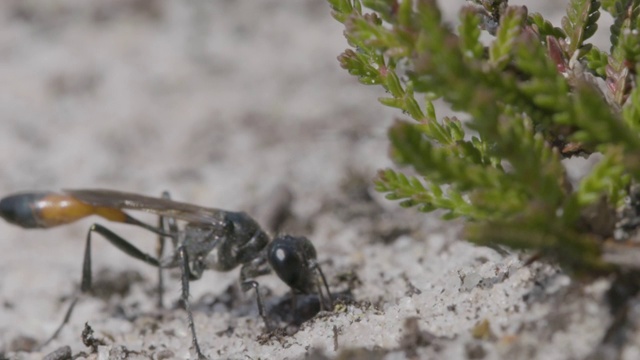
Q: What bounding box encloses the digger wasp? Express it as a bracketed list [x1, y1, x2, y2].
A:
[0, 189, 333, 359]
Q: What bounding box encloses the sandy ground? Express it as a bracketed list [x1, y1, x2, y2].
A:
[0, 1, 632, 360]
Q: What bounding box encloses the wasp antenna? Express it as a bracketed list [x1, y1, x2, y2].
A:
[314, 261, 333, 310]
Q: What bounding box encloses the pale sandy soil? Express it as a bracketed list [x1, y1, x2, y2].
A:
[0, 1, 633, 360]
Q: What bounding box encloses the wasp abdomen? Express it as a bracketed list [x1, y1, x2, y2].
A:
[0, 192, 52, 228]
[0, 192, 127, 229]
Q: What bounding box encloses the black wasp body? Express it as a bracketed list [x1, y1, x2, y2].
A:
[0, 189, 332, 359]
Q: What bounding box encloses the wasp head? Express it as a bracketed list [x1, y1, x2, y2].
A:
[267, 235, 318, 294]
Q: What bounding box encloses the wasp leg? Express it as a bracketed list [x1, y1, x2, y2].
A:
[156, 214, 166, 309]
[240, 256, 272, 330]
[241, 280, 270, 329]
[156, 191, 178, 309]
[41, 223, 161, 349]
[40, 298, 80, 349]
[177, 246, 207, 360]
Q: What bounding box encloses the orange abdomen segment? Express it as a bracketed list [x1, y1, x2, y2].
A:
[0, 192, 127, 229]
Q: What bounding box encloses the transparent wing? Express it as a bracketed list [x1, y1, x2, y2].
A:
[63, 189, 227, 224]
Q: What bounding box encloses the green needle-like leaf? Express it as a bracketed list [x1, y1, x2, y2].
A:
[329, 0, 640, 275]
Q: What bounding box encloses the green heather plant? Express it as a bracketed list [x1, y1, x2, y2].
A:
[328, 0, 640, 275]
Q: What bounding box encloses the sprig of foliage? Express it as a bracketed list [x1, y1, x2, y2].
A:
[623, 74, 640, 131]
[329, 0, 640, 274]
[561, 0, 600, 55]
[577, 147, 630, 207]
[374, 168, 479, 219]
[600, 0, 618, 13]
[585, 46, 609, 76]
[528, 12, 566, 41]
[607, 0, 640, 105]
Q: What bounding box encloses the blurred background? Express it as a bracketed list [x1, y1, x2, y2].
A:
[0, 1, 617, 359]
